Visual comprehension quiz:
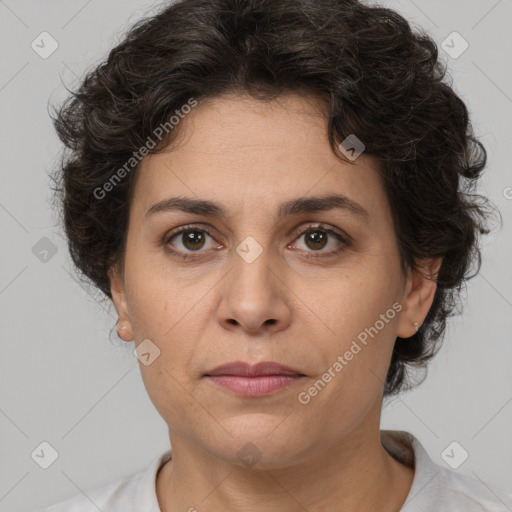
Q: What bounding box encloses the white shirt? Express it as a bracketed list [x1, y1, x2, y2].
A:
[38, 430, 512, 511]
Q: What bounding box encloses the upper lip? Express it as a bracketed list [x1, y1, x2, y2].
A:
[204, 361, 305, 377]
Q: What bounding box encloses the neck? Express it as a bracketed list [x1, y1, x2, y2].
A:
[156, 427, 414, 512]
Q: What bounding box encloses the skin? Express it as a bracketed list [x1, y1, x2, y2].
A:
[110, 92, 442, 512]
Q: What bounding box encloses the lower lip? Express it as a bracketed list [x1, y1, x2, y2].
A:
[205, 375, 304, 397]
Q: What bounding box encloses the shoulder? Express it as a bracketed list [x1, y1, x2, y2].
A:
[417, 463, 512, 511]
[381, 430, 512, 511]
[37, 473, 140, 512]
[37, 450, 172, 512]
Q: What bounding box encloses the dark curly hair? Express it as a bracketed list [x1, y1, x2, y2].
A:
[49, 0, 499, 397]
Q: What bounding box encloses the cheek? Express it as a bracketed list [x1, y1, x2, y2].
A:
[305, 258, 398, 334]
[139, 362, 200, 435]
[301, 262, 400, 392]
[123, 247, 185, 333]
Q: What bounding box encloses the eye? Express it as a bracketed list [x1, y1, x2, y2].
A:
[163, 223, 351, 260]
[164, 225, 220, 259]
[291, 224, 351, 259]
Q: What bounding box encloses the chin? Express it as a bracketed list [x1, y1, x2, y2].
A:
[208, 421, 310, 469]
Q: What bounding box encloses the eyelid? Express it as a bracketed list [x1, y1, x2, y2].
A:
[164, 222, 351, 258]
[163, 223, 218, 247]
[293, 223, 352, 244]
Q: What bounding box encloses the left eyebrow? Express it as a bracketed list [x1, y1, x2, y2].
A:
[144, 194, 370, 224]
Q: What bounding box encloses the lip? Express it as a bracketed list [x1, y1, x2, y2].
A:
[204, 361, 305, 377]
[205, 375, 304, 397]
[204, 361, 306, 397]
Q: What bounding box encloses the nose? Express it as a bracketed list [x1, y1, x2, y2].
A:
[216, 244, 292, 335]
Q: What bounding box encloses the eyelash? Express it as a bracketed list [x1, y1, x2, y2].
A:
[163, 223, 351, 261]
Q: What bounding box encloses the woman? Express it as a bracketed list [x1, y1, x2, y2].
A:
[41, 0, 511, 510]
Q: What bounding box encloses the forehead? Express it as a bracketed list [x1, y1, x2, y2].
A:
[130, 93, 388, 227]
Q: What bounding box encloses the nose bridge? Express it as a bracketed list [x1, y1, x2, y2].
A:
[231, 233, 278, 300]
[218, 231, 290, 331]
[229, 198, 279, 284]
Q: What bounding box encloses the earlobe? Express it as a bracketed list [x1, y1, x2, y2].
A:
[108, 264, 134, 341]
[396, 257, 442, 339]
[116, 322, 133, 342]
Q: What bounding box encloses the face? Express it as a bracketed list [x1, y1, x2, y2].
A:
[110, 93, 439, 469]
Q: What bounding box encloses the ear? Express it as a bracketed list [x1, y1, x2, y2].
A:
[396, 257, 442, 338]
[109, 263, 134, 342]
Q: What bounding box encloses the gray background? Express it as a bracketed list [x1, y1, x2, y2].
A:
[1, 0, 511, 510]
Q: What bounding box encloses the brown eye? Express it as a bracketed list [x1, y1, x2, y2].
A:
[179, 230, 207, 251]
[165, 226, 218, 258]
[303, 229, 328, 251]
[292, 224, 351, 259]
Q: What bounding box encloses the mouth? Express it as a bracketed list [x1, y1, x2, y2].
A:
[204, 361, 306, 377]
[204, 361, 306, 397]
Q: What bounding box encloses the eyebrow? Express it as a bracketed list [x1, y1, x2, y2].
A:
[145, 194, 370, 223]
